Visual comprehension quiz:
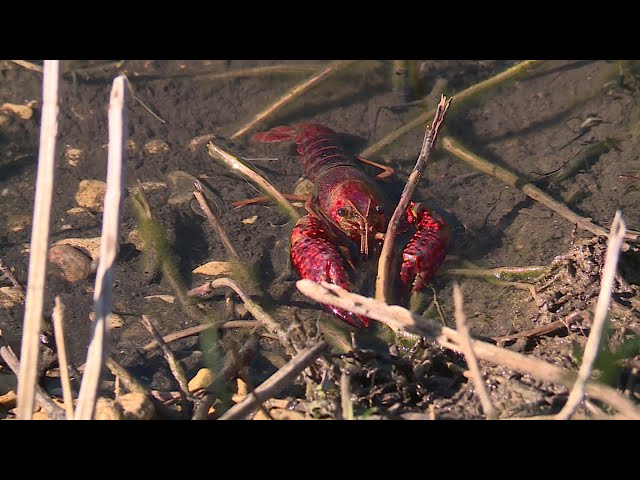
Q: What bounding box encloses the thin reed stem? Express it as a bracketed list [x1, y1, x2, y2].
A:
[75, 75, 128, 419]
[17, 60, 60, 419]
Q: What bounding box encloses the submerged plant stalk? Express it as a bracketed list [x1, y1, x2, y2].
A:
[441, 136, 639, 244]
[361, 61, 539, 158]
[230, 60, 355, 140]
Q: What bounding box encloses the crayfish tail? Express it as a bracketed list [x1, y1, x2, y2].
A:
[251, 126, 299, 143]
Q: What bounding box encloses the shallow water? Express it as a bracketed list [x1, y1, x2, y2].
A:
[1, 60, 639, 418]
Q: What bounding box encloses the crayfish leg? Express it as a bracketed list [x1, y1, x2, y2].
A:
[399, 206, 451, 294]
[291, 214, 369, 328]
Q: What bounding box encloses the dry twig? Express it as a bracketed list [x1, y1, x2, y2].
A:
[0, 345, 65, 420]
[10, 60, 43, 73]
[17, 60, 60, 419]
[130, 90, 166, 124]
[193, 181, 239, 258]
[52, 297, 74, 419]
[453, 284, 498, 420]
[192, 338, 258, 420]
[296, 279, 640, 419]
[189, 277, 294, 355]
[556, 212, 626, 419]
[494, 319, 570, 344]
[143, 320, 259, 352]
[0, 258, 25, 296]
[219, 341, 328, 420]
[360, 61, 539, 158]
[375, 95, 451, 303]
[340, 372, 354, 420]
[230, 60, 355, 140]
[141, 315, 192, 412]
[207, 141, 300, 222]
[75, 75, 128, 420]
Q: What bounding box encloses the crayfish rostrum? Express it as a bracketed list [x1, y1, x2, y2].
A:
[253, 123, 450, 327]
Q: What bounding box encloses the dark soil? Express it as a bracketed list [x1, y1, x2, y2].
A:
[1, 60, 639, 420]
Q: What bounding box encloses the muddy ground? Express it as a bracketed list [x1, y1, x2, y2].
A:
[1, 60, 639, 419]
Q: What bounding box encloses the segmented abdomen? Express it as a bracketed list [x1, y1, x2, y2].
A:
[399, 210, 451, 293]
[252, 123, 361, 182]
[295, 125, 355, 180]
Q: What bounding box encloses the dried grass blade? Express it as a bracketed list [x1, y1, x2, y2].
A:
[219, 341, 327, 420]
[17, 60, 60, 419]
[52, 296, 74, 419]
[75, 75, 128, 419]
[453, 284, 498, 420]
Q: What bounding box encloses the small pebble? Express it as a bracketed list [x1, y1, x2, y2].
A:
[75, 180, 107, 212]
[65, 146, 83, 166]
[0, 287, 23, 308]
[1, 102, 34, 120]
[117, 393, 155, 420]
[88, 312, 124, 329]
[188, 368, 215, 393]
[0, 390, 17, 409]
[144, 139, 170, 154]
[8, 213, 31, 232]
[54, 237, 101, 261]
[94, 398, 124, 420]
[48, 244, 92, 282]
[269, 409, 305, 420]
[192, 261, 233, 276]
[126, 139, 138, 152]
[127, 229, 145, 250]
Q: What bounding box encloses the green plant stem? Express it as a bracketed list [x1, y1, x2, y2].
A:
[361, 60, 539, 158]
[446, 265, 549, 283]
[230, 60, 355, 140]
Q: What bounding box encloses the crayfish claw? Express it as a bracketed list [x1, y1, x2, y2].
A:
[399, 206, 451, 293]
[291, 214, 370, 328]
[329, 306, 370, 328]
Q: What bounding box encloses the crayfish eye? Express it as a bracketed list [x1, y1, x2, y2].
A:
[375, 205, 384, 214]
[337, 207, 347, 217]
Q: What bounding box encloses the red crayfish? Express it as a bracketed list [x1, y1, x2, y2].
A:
[252, 123, 451, 328]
